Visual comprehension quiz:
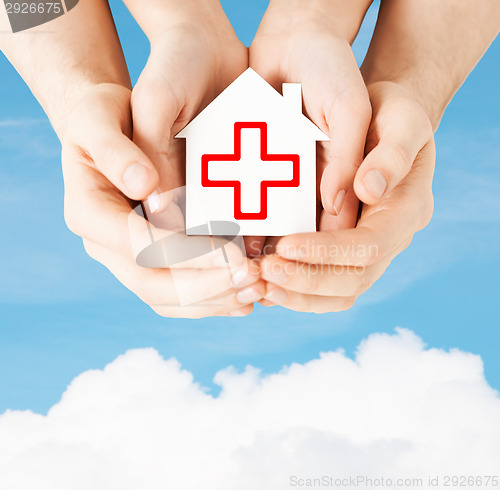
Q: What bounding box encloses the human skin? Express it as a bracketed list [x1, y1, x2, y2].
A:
[0, 0, 129, 138]
[260, 0, 499, 312]
[259, 81, 435, 312]
[355, 0, 500, 205]
[121, 0, 265, 316]
[0, 0, 264, 318]
[121, 0, 247, 213]
[250, 0, 374, 254]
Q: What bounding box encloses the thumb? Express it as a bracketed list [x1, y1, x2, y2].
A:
[130, 43, 202, 214]
[67, 85, 160, 202]
[131, 66, 182, 174]
[319, 88, 372, 216]
[354, 87, 433, 205]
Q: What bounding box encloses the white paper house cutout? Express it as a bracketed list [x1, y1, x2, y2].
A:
[176, 68, 329, 236]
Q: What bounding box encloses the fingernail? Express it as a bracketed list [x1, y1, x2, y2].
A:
[363, 170, 387, 199]
[123, 162, 151, 197]
[236, 286, 262, 305]
[333, 189, 346, 215]
[231, 268, 253, 288]
[147, 190, 161, 214]
[229, 308, 248, 317]
[259, 298, 275, 307]
[265, 287, 288, 304]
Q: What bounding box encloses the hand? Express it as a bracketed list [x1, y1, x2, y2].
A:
[62, 83, 265, 319]
[258, 82, 435, 313]
[130, 7, 248, 214]
[250, 0, 372, 250]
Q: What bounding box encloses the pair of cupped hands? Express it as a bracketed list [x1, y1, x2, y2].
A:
[61, 3, 435, 318]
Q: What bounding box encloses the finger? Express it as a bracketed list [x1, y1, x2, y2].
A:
[244, 236, 268, 258]
[261, 284, 356, 314]
[228, 304, 255, 317]
[276, 141, 435, 266]
[83, 239, 263, 310]
[275, 225, 400, 268]
[131, 74, 182, 214]
[66, 85, 159, 201]
[152, 281, 266, 319]
[354, 84, 433, 205]
[252, 35, 371, 219]
[260, 237, 413, 313]
[62, 145, 141, 254]
[155, 301, 256, 320]
[259, 254, 390, 297]
[132, 70, 181, 161]
[64, 140, 250, 270]
[319, 188, 359, 232]
[316, 141, 360, 233]
[259, 298, 275, 308]
[130, 34, 213, 213]
[320, 89, 372, 216]
[132, 209, 249, 271]
[296, 49, 371, 217]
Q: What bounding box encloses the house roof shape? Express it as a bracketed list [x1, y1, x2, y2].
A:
[176, 68, 329, 142]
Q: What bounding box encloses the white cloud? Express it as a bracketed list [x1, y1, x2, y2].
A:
[0, 328, 499, 489]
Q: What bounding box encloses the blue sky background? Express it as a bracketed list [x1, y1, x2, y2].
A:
[0, 0, 499, 414]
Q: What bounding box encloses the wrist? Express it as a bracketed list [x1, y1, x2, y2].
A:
[1, 51, 130, 140]
[264, 0, 373, 43]
[365, 80, 436, 135]
[362, 67, 446, 131]
[51, 81, 131, 141]
[124, 0, 234, 45]
[1, 0, 131, 140]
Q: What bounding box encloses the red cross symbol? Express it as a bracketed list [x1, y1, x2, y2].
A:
[201, 122, 300, 220]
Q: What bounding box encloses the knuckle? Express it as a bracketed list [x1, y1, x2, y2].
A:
[201, 283, 232, 303]
[94, 136, 121, 164]
[422, 114, 434, 139]
[81, 135, 121, 174]
[385, 144, 412, 177]
[288, 292, 312, 313]
[339, 297, 356, 312]
[131, 83, 157, 121]
[130, 83, 144, 108]
[306, 264, 324, 295]
[355, 95, 373, 123]
[356, 269, 373, 295]
[315, 296, 356, 314]
[358, 243, 380, 267]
